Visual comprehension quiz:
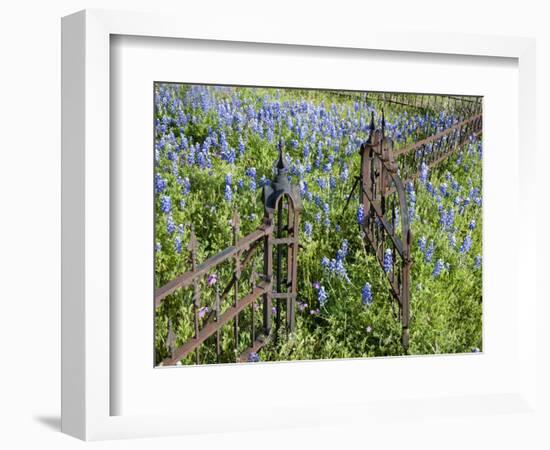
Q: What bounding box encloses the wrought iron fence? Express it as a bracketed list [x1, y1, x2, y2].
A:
[156, 143, 301, 365]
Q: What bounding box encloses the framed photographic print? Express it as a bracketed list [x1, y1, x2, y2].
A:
[152, 83, 483, 367]
[62, 9, 537, 441]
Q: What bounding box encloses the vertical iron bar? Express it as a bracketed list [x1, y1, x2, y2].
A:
[187, 230, 200, 364]
[215, 284, 220, 363]
[232, 211, 241, 361]
[275, 198, 283, 341]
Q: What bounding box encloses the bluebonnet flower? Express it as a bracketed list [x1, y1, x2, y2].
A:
[340, 163, 349, 182]
[248, 352, 260, 362]
[459, 235, 473, 254]
[329, 176, 337, 190]
[449, 233, 456, 248]
[316, 177, 327, 190]
[357, 204, 365, 225]
[166, 215, 175, 234]
[238, 135, 245, 156]
[451, 179, 459, 192]
[160, 195, 171, 214]
[432, 259, 444, 278]
[304, 222, 313, 238]
[224, 175, 233, 202]
[439, 183, 448, 197]
[474, 254, 482, 269]
[426, 182, 435, 195]
[361, 282, 373, 306]
[315, 212, 322, 223]
[438, 207, 452, 231]
[321, 240, 351, 282]
[453, 196, 461, 206]
[469, 219, 476, 230]
[317, 286, 328, 307]
[424, 241, 434, 262]
[155, 241, 161, 252]
[174, 235, 182, 253]
[337, 239, 349, 260]
[383, 249, 393, 273]
[407, 182, 416, 223]
[155, 174, 167, 194]
[181, 177, 191, 195]
[418, 236, 427, 253]
[419, 162, 429, 185]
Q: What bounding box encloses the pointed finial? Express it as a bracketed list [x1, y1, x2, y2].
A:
[276, 139, 288, 172]
[369, 111, 375, 137]
[187, 227, 198, 253]
[231, 210, 241, 230]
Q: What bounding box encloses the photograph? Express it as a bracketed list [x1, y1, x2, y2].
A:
[153, 84, 483, 366]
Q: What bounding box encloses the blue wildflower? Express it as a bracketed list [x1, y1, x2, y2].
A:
[304, 222, 313, 238]
[432, 259, 444, 278]
[160, 195, 171, 214]
[155, 174, 167, 194]
[424, 241, 434, 262]
[166, 215, 175, 234]
[383, 248, 393, 273]
[418, 236, 427, 252]
[459, 235, 473, 254]
[474, 254, 482, 269]
[357, 204, 365, 225]
[317, 286, 328, 307]
[361, 282, 373, 306]
[247, 352, 260, 362]
[419, 162, 429, 185]
[174, 235, 182, 253]
[224, 184, 232, 202]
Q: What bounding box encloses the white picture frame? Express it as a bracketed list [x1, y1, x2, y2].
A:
[61, 9, 537, 441]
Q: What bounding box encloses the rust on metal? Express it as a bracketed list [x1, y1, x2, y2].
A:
[161, 281, 269, 365]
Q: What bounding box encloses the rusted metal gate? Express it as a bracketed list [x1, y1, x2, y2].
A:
[155, 144, 301, 365]
[340, 114, 412, 348]
[343, 105, 482, 350]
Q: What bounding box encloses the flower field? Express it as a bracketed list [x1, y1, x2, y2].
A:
[154, 84, 482, 365]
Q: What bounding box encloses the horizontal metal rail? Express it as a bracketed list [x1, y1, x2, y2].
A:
[155, 225, 270, 307]
[237, 334, 271, 363]
[394, 113, 481, 158]
[161, 281, 270, 365]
